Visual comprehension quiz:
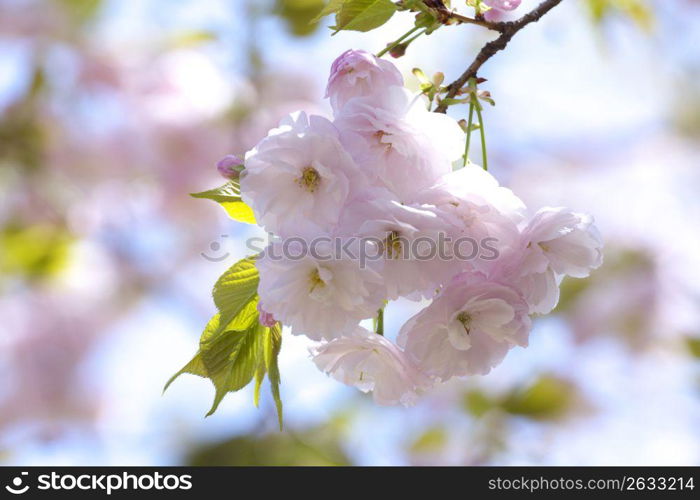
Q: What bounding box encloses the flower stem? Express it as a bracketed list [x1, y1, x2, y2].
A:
[377, 25, 421, 58]
[462, 100, 475, 168]
[474, 99, 488, 171]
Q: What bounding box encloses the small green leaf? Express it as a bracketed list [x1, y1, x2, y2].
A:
[332, 0, 397, 33]
[191, 181, 256, 224]
[165, 314, 283, 421]
[203, 322, 264, 416]
[311, 0, 346, 23]
[412, 67, 430, 85]
[213, 256, 260, 329]
[163, 350, 207, 394]
[267, 323, 284, 430]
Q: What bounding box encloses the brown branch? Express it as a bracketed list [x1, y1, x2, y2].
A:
[434, 0, 564, 113]
[442, 11, 499, 30]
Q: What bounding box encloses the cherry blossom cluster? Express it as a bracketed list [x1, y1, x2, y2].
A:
[236, 49, 602, 406]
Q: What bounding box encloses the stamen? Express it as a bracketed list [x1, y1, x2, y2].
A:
[456, 311, 472, 335]
[297, 166, 321, 192]
[373, 130, 393, 152]
[385, 230, 403, 259]
[309, 269, 325, 293]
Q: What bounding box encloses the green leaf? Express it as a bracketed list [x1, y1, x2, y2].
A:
[213, 256, 260, 328]
[332, 0, 397, 33]
[163, 348, 207, 394]
[310, 0, 345, 23]
[165, 256, 284, 426]
[165, 313, 283, 421]
[266, 323, 284, 430]
[203, 321, 264, 416]
[191, 181, 256, 224]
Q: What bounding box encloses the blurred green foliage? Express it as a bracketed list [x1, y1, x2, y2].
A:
[463, 387, 495, 418]
[501, 375, 576, 420]
[584, 0, 654, 32]
[55, 0, 104, 26]
[464, 374, 578, 421]
[0, 69, 46, 172]
[409, 426, 447, 454]
[685, 337, 700, 359]
[557, 248, 653, 313]
[275, 0, 326, 36]
[0, 225, 74, 283]
[185, 425, 352, 465]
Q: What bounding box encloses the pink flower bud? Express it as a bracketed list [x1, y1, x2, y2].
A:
[483, 0, 522, 21]
[217, 154, 243, 180]
[257, 302, 278, 327]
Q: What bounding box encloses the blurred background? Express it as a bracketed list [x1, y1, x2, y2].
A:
[1, 0, 699, 466]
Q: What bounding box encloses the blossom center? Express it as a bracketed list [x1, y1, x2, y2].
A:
[456, 311, 472, 335]
[298, 166, 321, 192]
[373, 130, 393, 152]
[309, 269, 326, 293]
[384, 230, 404, 259]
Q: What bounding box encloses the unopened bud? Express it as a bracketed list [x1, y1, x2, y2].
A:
[217, 154, 244, 180]
[257, 302, 278, 327]
[389, 43, 408, 58]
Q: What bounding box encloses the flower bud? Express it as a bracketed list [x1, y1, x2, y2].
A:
[217, 155, 243, 180]
[257, 302, 278, 327]
[389, 43, 408, 58]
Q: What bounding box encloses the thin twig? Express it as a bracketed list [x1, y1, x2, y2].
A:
[418, 1, 500, 30]
[434, 0, 564, 113]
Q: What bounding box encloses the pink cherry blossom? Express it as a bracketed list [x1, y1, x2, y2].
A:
[325, 49, 404, 114]
[257, 240, 385, 341]
[334, 86, 464, 200]
[398, 272, 531, 380]
[241, 112, 366, 237]
[311, 327, 432, 405]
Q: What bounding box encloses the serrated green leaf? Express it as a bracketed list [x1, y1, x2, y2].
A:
[163, 349, 207, 393]
[253, 363, 266, 408]
[267, 323, 284, 430]
[165, 258, 284, 426]
[204, 323, 264, 416]
[332, 0, 397, 33]
[191, 181, 256, 224]
[213, 256, 260, 329]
